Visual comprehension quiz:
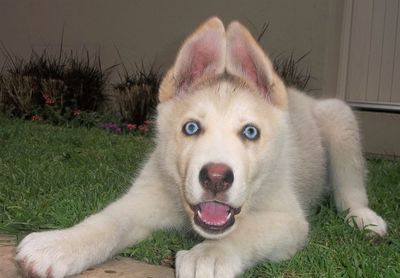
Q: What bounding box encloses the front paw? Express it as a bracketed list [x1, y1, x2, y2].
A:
[346, 207, 387, 237]
[176, 242, 242, 278]
[16, 230, 83, 278]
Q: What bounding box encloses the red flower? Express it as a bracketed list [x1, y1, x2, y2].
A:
[126, 123, 136, 130]
[43, 94, 56, 105]
[46, 98, 55, 105]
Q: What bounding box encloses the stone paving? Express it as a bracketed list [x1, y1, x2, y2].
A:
[0, 234, 175, 278]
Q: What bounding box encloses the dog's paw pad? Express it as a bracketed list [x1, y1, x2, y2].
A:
[346, 207, 387, 237]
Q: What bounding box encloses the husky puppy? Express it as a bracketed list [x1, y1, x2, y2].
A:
[17, 17, 387, 278]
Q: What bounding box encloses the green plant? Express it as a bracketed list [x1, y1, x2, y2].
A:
[63, 51, 111, 112]
[0, 75, 4, 113]
[0, 75, 36, 117]
[273, 52, 311, 90]
[0, 46, 111, 122]
[112, 63, 160, 125]
[9, 50, 66, 81]
[69, 111, 107, 128]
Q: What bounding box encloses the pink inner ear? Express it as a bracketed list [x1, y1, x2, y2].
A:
[178, 31, 222, 91]
[230, 36, 269, 96]
[190, 39, 218, 79]
[233, 39, 258, 83]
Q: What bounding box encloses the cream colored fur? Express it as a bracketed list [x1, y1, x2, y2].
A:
[16, 17, 386, 278]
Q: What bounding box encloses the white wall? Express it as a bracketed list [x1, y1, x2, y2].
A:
[0, 0, 344, 95]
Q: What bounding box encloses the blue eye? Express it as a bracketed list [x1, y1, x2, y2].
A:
[242, 124, 259, 140]
[183, 121, 201, 136]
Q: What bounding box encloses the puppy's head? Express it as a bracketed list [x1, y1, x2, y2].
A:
[157, 17, 288, 239]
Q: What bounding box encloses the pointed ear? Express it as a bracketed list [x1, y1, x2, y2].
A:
[159, 17, 226, 102]
[226, 21, 287, 109]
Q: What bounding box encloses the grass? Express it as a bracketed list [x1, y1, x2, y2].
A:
[0, 116, 151, 232]
[1, 117, 399, 277]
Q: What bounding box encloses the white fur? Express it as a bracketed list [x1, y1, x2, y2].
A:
[16, 17, 386, 278]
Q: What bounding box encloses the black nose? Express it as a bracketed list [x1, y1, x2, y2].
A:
[199, 163, 234, 194]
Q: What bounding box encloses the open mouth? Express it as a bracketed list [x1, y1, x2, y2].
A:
[191, 201, 241, 233]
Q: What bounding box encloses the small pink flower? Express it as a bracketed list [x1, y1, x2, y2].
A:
[43, 94, 55, 105]
[72, 110, 81, 117]
[46, 98, 56, 105]
[126, 123, 136, 130]
[31, 115, 42, 121]
[138, 124, 149, 133]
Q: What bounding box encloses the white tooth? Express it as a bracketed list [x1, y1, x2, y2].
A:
[197, 210, 202, 218]
[226, 212, 232, 220]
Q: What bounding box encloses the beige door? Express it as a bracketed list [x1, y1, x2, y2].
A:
[337, 0, 400, 156]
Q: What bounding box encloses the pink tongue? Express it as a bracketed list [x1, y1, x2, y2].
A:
[199, 202, 230, 225]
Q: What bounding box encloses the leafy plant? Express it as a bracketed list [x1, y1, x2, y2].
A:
[273, 52, 311, 90]
[0, 75, 4, 113]
[69, 111, 104, 128]
[63, 51, 111, 112]
[98, 120, 154, 136]
[112, 62, 160, 125]
[0, 45, 111, 122]
[0, 75, 36, 117]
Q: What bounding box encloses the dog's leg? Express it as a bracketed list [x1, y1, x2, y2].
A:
[314, 99, 387, 236]
[176, 209, 309, 278]
[16, 155, 184, 278]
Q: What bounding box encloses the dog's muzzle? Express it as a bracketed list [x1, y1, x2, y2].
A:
[189, 163, 241, 234]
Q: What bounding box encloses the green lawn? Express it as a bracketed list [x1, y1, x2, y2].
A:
[1, 117, 399, 277]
